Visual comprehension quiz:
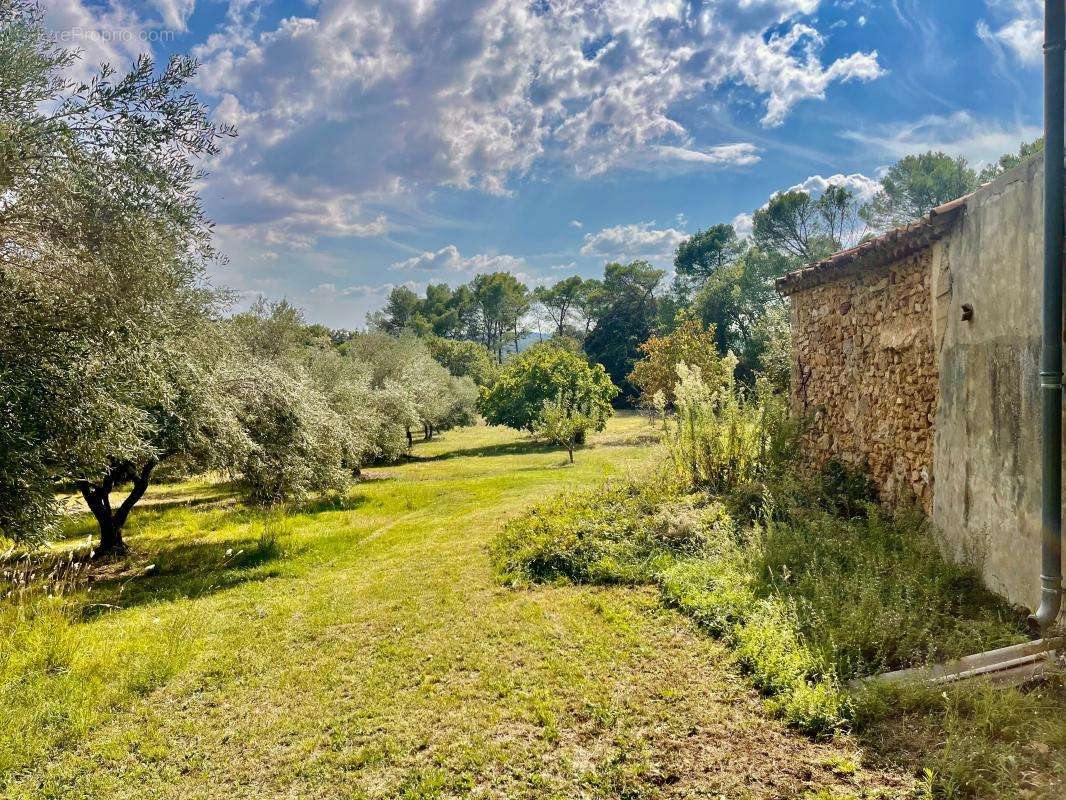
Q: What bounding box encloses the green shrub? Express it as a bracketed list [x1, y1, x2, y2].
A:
[735, 599, 819, 693]
[778, 677, 848, 739]
[734, 599, 847, 737]
[658, 556, 754, 637]
[665, 363, 799, 494]
[812, 458, 880, 519]
[491, 482, 731, 586]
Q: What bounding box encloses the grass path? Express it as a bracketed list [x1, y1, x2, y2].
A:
[4, 415, 913, 799]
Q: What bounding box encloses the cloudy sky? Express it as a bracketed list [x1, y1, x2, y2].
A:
[46, 0, 1044, 328]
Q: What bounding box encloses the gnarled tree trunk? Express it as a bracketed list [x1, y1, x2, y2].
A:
[76, 459, 157, 557]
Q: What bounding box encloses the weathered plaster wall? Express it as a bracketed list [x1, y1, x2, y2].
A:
[931, 156, 1051, 613]
[788, 251, 938, 511]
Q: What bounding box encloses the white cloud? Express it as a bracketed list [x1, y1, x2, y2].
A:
[786, 172, 882, 203]
[209, 167, 390, 250]
[391, 245, 463, 272]
[580, 221, 688, 263]
[310, 282, 398, 299]
[462, 253, 527, 273]
[391, 244, 525, 273]
[843, 111, 1042, 168]
[151, 0, 196, 31]
[43, 0, 156, 82]
[979, 0, 1042, 65]
[569, 220, 583, 229]
[731, 24, 883, 127]
[652, 143, 761, 167]
[191, 0, 883, 246]
[732, 212, 755, 239]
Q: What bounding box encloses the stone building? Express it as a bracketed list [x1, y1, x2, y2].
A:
[778, 155, 1058, 616]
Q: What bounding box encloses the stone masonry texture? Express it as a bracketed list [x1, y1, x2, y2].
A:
[787, 250, 937, 512]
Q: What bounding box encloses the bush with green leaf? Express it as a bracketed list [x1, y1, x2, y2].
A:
[491, 481, 731, 586]
[479, 342, 617, 433]
[755, 509, 1026, 680]
[627, 317, 727, 407]
[666, 359, 799, 495]
[425, 337, 499, 388]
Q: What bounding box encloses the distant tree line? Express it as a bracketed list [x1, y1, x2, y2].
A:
[374, 260, 669, 401]
[377, 141, 1045, 413]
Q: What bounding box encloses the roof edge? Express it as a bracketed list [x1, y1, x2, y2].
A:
[775, 192, 972, 296]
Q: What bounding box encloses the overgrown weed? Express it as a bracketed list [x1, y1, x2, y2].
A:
[856, 675, 1066, 799]
[492, 372, 1051, 794]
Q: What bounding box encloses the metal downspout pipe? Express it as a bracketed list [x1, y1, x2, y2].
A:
[1031, 0, 1066, 635]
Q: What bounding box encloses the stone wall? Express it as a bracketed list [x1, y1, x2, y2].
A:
[784, 157, 1063, 617]
[931, 157, 1051, 612]
[787, 250, 938, 512]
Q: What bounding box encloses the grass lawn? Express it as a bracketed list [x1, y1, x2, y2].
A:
[1, 414, 917, 799]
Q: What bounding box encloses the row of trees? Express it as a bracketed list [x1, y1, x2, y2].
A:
[377, 261, 669, 401]
[0, 3, 478, 555]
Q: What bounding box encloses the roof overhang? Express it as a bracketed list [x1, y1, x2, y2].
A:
[775, 194, 970, 296]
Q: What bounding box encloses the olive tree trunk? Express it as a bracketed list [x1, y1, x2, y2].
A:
[76, 460, 157, 556]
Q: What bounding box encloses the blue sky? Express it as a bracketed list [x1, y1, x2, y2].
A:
[45, 0, 1044, 328]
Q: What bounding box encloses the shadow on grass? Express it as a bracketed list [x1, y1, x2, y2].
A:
[52, 482, 245, 544]
[78, 532, 288, 620]
[18, 482, 389, 620]
[421, 432, 659, 463]
[594, 432, 661, 448]
[418, 438, 561, 461]
[293, 493, 371, 515]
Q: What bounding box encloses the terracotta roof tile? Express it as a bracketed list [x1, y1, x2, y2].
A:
[775, 192, 971, 295]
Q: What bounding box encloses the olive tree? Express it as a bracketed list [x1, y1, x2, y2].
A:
[344, 331, 478, 446]
[226, 302, 375, 504]
[76, 330, 248, 553]
[229, 361, 359, 506]
[0, 1, 234, 551]
[425, 337, 499, 388]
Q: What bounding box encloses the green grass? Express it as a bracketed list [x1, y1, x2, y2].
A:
[493, 471, 1066, 798]
[0, 414, 913, 799]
